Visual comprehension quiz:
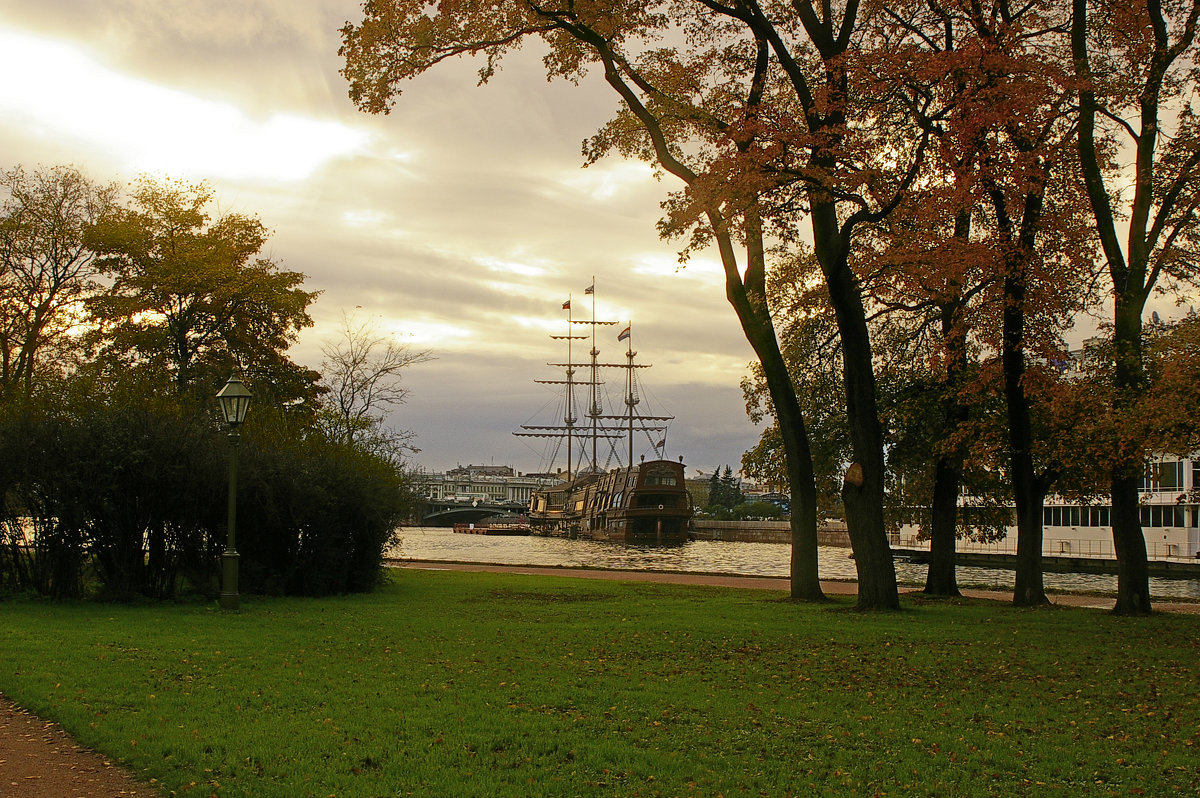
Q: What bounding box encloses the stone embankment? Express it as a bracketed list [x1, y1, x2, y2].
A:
[691, 520, 850, 546]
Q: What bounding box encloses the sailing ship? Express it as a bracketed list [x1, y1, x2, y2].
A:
[514, 282, 694, 543]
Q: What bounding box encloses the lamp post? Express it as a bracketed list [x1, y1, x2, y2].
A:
[216, 375, 252, 610]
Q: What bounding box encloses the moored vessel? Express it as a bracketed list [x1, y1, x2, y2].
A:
[514, 281, 694, 543]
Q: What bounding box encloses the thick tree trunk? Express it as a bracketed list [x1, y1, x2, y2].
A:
[815, 209, 898, 610]
[925, 455, 963, 596]
[1002, 273, 1049, 607]
[712, 216, 824, 601]
[1011, 473, 1049, 606]
[743, 323, 823, 601]
[1110, 298, 1153, 614]
[925, 291, 970, 597]
[1110, 472, 1152, 614]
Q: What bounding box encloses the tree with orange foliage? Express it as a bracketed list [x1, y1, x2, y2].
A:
[341, 1, 997, 608]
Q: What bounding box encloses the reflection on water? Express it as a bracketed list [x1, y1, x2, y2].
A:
[392, 527, 1200, 600]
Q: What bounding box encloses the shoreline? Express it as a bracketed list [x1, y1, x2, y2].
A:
[387, 558, 1200, 614]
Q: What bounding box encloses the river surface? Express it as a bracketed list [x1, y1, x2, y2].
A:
[391, 526, 1200, 600]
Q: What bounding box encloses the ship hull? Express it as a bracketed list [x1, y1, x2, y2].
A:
[528, 459, 693, 544]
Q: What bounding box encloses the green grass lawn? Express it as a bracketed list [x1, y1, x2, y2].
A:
[2, 570, 1198, 797]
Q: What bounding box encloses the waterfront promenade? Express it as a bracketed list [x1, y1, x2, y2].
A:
[392, 559, 1200, 614]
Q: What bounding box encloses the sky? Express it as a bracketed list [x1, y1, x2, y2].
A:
[0, 0, 764, 477]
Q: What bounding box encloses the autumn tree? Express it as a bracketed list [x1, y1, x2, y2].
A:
[1072, 0, 1200, 615]
[84, 177, 321, 406]
[340, 0, 989, 608]
[867, 1, 1096, 604]
[0, 164, 116, 400]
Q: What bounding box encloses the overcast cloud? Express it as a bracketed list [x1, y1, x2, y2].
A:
[0, 0, 762, 475]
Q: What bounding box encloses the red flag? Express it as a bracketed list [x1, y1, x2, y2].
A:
[562, 299, 571, 310]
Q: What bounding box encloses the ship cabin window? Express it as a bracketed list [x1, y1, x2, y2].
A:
[611, 492, 624, 508]
[644, 473, 678, 487]
[574, 499, 585, 512]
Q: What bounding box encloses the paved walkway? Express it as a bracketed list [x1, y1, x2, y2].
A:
[4, 563, 1197, 798]
[393, 559, 1200, 613]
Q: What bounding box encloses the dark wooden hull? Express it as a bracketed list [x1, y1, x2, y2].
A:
[527, 459, 693, 544]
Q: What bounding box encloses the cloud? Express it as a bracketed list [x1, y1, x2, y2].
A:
[0, 29, 369, 182]
[0, 1, 765, 474]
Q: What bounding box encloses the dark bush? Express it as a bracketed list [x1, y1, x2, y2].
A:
[0, 390, 412, 601]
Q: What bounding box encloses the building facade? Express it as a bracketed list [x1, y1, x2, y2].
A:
[414, 464, 560, 506]
[898, 455, 1200, 560]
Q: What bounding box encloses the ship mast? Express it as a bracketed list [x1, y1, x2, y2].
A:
[587, 278, 600, 474]
[515, 284, 671, 476]
[565, 296, 576, 480]
[514, 293, 617, 480]
[621, 322, 637, 467]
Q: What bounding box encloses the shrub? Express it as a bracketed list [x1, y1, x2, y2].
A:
[0, 389, 412, 601]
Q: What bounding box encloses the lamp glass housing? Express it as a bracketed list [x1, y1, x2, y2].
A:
[216, 376, 253, 426]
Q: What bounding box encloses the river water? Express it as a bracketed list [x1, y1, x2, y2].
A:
[391, 526, 1200, 600]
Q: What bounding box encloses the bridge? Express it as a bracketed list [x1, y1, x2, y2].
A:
[421, 499, 528, 527]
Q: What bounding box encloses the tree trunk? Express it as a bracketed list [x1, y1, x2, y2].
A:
[1109, 297, 1153, 614]
[1011, 472, 1048, 606]
[925, 454, 963, 596]
[739, 315, 823, 601]
[1110, 471, 1152, 614]
[1003, 272, 1049, 606]
[712, 216, 825, 601]
[925, 285, 971, 597]
[815, 208, 898, 610]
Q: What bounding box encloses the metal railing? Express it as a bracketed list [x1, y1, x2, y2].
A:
[896, 533, 1198, 561]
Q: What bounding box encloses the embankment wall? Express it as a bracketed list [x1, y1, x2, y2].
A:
[691, 520, 850, 547]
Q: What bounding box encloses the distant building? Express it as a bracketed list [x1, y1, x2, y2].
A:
[447, 464, 515, 478]
[898, 454, 1200, 559]
[414, 466, 558, 506]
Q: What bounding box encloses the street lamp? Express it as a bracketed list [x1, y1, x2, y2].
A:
[216, 375, 252, 610]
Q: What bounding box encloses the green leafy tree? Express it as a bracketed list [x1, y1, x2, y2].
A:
[84, 176, 321, 405]
[707, 465, 745, 513]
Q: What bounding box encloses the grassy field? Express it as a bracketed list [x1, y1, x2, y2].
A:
[1, 570, 1198, 797]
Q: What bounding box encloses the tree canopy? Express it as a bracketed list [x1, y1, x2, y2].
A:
[1, 166, 429, 603]
[84, 176, 321, 406]
[0, 164, 116, 399]
[341, 0, 1200, 614]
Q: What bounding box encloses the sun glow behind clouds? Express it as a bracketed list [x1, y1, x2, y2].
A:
[560, 160, 657, 200]
[0, 29, 368, 181]
[383, 318, 474, 348]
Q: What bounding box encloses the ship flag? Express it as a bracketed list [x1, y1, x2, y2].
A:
[562, 299, 571, 310]
[584, 283, 594, 294]
[618, 325, 631, 341]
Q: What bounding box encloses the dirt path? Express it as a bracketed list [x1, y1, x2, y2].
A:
[3, 562, 1196, 798]
[0, 696, 160, 798]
